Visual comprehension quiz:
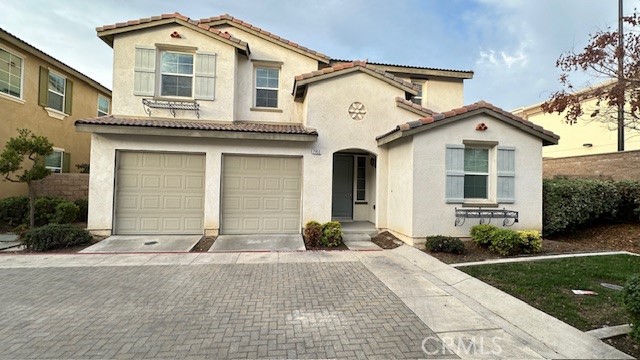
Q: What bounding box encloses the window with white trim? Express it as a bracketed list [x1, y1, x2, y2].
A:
[47, 71, 66, 112]
[463, 148, 489, 199]
[160, 51, 194, 98]
[255, 67, 279, 108]
[45, 149, 64, 173]
[0, 47, 23, 99]
[97, 96, 110, 116]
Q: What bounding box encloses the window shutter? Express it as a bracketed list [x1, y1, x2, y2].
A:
[62, 153, 70, 173]
[445, 144, 465, 203]
[64, 79, 73, 115]
[134, 47, 156, 96]
[38, 66, 49, 106]
[497, 147, 515, 203]
[194, 52, 216, 100]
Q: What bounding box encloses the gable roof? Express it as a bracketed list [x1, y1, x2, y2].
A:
[96, 13, 250, 55]
[198, 14, 330, 64]
[293, 61, 420, 101]
[377, 101, 560, 146]
[0, 28, 111, 96]
[395, 97, 436, 117]
[332, 59, 474, 80]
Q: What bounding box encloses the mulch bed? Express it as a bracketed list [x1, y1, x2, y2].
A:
[426, 222, 640, 264]
[371, 231, 402, 249]
[190, 236, 217, 252]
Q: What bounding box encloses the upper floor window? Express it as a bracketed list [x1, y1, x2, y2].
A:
[160, 51, 194, 98]
[47, 71, 66, 112]
[0, 48, 23, 99]
[411, 81, 423, 105]
[98, 96, 110, 116]
[255, 67, 279, 108]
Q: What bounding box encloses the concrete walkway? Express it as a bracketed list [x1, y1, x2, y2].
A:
[0, 246, 631, 359]
[210, 234, 305, 252]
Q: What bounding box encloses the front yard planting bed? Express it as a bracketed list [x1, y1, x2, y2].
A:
[459, 254, 640, 358]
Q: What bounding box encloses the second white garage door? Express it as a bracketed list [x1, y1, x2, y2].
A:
[222, 155, 302, 234]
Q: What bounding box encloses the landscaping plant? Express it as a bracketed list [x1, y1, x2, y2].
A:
[321, 221, 343, 247]
[517, 230, 542, 254]
[623, 275, 640, 341]
[0, 196, 29, 225]
[470, 224, 497, 248]
[74, 198, 89, 222]
[488, 228, 521, 256]
[303, 220, 323, 248]
[23, 224, 92, 251]
[425, 235, 465, 254]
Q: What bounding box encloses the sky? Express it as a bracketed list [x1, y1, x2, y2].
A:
[0, 0, 636, 110]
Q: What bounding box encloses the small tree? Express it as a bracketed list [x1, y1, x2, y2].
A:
[542, 12, 640, 132]
[0, 129, 53, 228]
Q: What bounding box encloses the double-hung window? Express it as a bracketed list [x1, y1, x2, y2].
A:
[0, 47, 23, 99]
[463, 148, 489, 199]
[47, 71, 66, 112]
[255, 67, 279, 108]
[97, 96, 110, 116]
[160, 51, 194, 98]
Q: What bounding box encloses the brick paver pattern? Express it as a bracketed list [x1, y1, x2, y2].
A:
[0, 262, 454, 359]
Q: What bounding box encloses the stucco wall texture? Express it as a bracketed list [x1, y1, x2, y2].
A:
[543, 150, 640, 180]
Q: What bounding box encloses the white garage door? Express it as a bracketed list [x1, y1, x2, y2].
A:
[114, 152, 205, 235]
[222, 155, 301, 234]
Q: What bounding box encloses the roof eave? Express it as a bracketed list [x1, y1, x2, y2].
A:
[75, 123, 318, 142]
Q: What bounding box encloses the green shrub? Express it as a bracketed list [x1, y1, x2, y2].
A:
[23, 224, 92, 251]
[0, 196, 29, 225]
[425, 235, 465, 254]
[74, 198, 89, 222]
[303, 221, 323, 248]
[488, 228, 521, 256]
[470, 224, 498, 248]
[34, 197, 64, 226]
[614, 180, 640, 221]
[321, 221, 343, 247]
[543, 179, 620, 236]
[517, 230, 542, 254]
[51, 202, 79, 224]
[623, 275, 640, 341]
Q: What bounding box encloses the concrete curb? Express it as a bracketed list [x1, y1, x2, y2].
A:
[586, 324, 632, 340]
[451, 251, 639, 268]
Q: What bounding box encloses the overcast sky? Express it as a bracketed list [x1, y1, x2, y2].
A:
[1, 0, 635, 110]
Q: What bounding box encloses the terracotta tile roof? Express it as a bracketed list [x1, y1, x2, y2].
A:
[197, 14, 330, 63]
[293, 61, 420, 100]
[331, 58, 474, 77]
[76, 115, 318, 135]
[96, 12, 249, 50]
[395, 97, 436, 116]
[377, 101, 560, 145]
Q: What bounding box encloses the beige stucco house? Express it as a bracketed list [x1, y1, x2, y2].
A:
[513, 84, 640, 158]
[77, 13, 558, 243]
[0, 28, 112, 198]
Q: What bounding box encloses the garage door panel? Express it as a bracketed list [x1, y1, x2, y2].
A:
[222, 155, 301, 234]
[115, 152, 205, 235]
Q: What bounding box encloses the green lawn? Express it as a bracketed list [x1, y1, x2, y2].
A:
[459, 254, 640, 331]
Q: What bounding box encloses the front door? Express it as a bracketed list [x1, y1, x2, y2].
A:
[332, 154, 354, 219]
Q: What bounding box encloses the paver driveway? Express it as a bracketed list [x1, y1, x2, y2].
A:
[0, 247, 631, 359]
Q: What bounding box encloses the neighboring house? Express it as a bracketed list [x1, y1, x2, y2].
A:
[77, 13, 558, 243]
[0, 28, 112, 198]
[512, 84, 640, 157]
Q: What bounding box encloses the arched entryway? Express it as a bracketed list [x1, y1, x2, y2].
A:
[331, 149, 377, 223]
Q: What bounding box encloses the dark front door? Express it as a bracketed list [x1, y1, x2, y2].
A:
[332, 154, 354, 219]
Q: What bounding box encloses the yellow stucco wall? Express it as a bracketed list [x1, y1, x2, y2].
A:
[513, 99, 640, 158]
[0, 39, 110, 198]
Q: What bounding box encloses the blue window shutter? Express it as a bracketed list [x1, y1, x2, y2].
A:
[445, 144, 465, 203]
[497, 147, 515, 203]
[194, 52, 216, 100]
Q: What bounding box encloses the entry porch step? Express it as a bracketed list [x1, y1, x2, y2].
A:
[339, 221, 378, 237]
[342, 233, 382, 251]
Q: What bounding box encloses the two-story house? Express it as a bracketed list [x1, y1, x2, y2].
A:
[0, 28, 112, 198]
[77, 13, 558, 243]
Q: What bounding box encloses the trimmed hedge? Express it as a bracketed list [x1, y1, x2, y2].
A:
[23, 224, 92, 251]
[303, 221, 323, 248]
[0, 196, 29, 225]
[425, 235, 465, 254]
[543, 179, 640, 236]
[470, 224, 543, 256]
[0, 196, 88, 226]
[623, 275, 640, 341]
[321, 221, 343, 247]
